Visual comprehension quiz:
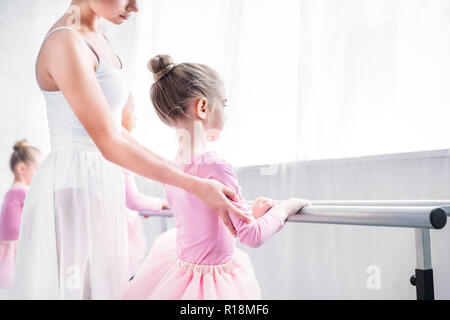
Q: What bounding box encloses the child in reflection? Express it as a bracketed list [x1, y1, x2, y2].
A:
[122, 94, 169, 278]
[0, 140, 43, 289]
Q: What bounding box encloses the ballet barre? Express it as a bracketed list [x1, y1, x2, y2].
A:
[141, 203, 448, 230]
[140, 200, 450, 301]
[307, 200, 450, 212]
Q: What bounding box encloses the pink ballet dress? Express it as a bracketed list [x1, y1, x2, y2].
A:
[124, 170, 163, 277]
[0, 185, 28, 289]
[125, 152, 285, 300]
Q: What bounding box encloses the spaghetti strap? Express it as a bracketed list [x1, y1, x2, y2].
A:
[102, 32, 124, 70]
[40, 26, 100, 63]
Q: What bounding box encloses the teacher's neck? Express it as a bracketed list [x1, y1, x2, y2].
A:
[69, 0, 102, 33]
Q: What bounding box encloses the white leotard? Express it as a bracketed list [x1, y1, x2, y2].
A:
[39, 26, 128, 150]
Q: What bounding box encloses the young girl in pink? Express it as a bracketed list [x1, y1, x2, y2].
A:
[0, 140, 42, 289]
[122, 94, 169, 278]
[125, 55, 311, 300]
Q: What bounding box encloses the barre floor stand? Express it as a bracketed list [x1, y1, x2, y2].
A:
[411, 228, 434, 300]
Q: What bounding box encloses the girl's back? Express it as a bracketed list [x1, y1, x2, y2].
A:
[165, 152, 239, 266]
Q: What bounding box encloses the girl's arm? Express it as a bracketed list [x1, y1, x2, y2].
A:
[41, 30, 250, 236]
[124, 170, 164, 212]
[1, 188, 27, 241]
[207, 161, 284, 248]
[206, 155, 310, 248]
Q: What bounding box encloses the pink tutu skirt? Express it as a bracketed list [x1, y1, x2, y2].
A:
[125, 228, 262, 300]
[126, 210, 147, 278]
[0, 241, 17, 289]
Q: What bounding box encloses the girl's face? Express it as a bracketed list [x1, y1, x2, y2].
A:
[88, 0, 139, 24]
[205, 86, 227, 142]
[23, 161, 39, 186]
[16, 156, 43, 186]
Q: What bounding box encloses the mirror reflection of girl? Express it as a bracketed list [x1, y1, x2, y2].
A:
[0, 140, 42, 289]
[125, 55, 311, 300]
[121, 94, 169, 278]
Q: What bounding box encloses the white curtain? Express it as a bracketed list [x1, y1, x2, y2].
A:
[127, 0, 302, 166]
[126, 0, 450, 167]
[296, 0, 450, 161]
[2, 0, 450, 186]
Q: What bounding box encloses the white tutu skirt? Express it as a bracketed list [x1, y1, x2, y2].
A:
[11, 141, 129, 300]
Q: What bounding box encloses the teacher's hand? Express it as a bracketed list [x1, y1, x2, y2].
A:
[194, 178, 252, 237]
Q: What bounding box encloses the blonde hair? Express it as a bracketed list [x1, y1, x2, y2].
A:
[148, 54, 223, 127]
[9, 140, 41, 173]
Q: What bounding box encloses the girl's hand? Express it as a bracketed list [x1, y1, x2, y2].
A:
[269, 198, 312, 224]
[142, 199, 170, 219]
[193, 178, 252, 237]
[161, 199, 170, 210]
[252, 197, 275, 219]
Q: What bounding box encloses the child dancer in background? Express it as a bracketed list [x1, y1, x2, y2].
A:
[121, 94, 169, 278]
[126, 55, 311, 300]
[0, 140, 42, 289]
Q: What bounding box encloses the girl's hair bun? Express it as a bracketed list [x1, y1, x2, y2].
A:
[148, 55, 176, 82]
[9, 139, 42, 173]
[13, 139, 29, 152]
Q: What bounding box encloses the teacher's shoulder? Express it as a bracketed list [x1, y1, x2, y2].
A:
[41, 28, 97, 72]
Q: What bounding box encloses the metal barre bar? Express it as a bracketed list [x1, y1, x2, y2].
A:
[141, 205, 447, 230]
[140, 202, 447, 300]
[288, 206, 446, 229]
[243, 200, 450, 214]
[308, 200, 450, 208]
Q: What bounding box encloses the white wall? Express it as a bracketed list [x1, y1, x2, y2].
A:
[234, 149, 450, 299]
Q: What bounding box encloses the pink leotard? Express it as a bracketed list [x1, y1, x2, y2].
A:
[164, 152, 284, 266]
[0, 185, 28, 241]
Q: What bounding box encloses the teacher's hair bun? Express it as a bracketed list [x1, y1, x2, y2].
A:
[148, 54, 176, 82]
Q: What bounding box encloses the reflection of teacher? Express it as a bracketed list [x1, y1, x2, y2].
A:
[12, 0, 249, 299]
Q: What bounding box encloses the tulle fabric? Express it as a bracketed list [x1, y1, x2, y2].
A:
[127, 210, 147, 278]
[10, 139, 129, 300]
[0, 242, 16, 289]
[125, 228, 262, 300]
